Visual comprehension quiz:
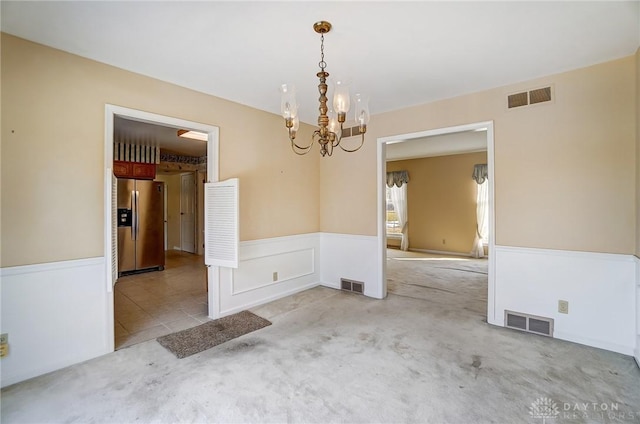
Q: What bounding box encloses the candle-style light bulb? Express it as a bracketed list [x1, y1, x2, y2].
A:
[292, 115, 300, 132]
[289, 115, 300, 139]
[328, 110, 339, 134]
[280, 84, 298, 120]
[354, 93, 370, 130]
[332, 80, 351, 117]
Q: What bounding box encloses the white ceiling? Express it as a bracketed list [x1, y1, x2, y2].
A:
[115, 116, 207, 157]
[2, 1, 638, 127]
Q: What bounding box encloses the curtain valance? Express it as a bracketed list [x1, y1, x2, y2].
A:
[472, 164, 488, 184]
[386, 170, 409, 187]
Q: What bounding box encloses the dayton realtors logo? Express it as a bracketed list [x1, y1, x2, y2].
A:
[529, 397, 560, 423]
[529, 397, 636, 422]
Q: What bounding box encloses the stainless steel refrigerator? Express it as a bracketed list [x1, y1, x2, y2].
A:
[117, 179, 165, 276]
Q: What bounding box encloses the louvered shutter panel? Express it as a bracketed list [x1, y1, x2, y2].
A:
[204, 178, 239, 268]
[112, 172, 118, 285]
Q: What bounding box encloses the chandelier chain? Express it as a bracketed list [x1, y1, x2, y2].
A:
[318, 33, 326, 71]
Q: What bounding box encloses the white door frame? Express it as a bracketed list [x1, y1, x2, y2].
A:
[104, 104, 220, 352]
[376, 121, 498, 326]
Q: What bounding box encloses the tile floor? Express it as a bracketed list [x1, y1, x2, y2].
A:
[114, 251, 208, 349]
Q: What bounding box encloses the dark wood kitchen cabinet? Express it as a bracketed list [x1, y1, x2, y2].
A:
[113, 161, 156, 179]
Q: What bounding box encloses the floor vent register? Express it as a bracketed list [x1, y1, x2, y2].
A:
[505, 310, 554, 337]
[340, 278, 364, 294]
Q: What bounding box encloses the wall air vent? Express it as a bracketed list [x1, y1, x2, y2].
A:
[340, 278, 364, 294]
[352, 281, 364, 293]
[507, 86, 553, 109]
[508, 92, 529, 109]
[505, 310, 554, 337]
[529, 87, 552, 104]
[341, 126, 365, 138]
[340, 279, 351, 290]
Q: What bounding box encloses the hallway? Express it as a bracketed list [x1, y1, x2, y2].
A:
[114, 251, 207, 349]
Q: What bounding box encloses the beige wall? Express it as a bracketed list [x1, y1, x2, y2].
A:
[321, 56, 636, 255]
[388, 152, 487, 254]
[1, 34, 320, 267]
[1, 33, 636, 265]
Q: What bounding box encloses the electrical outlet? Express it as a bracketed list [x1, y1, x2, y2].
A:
[272, 272, 278, 282]
[442, 239, 446, 245]
[0, 333, 7, 345]
[558, 300, 569, 314]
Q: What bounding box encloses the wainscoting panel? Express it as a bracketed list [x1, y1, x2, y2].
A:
[216, 233, 321, 316]
[495, 246, 636, 355]
[0, 258, 112, 388]
[320, 233, 380, 298]
[232, 248, 314, 295]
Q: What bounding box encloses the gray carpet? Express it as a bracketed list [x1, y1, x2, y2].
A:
[386, 248, 488, 317]
[3, 286, 639, 423]
[156, 310, 271, 358]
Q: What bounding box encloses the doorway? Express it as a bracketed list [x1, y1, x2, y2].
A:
[112, 166, 204, 349]
[157, 169, 206, 255]
[376, 121, 497, 325]
[104, 105, 219, 352]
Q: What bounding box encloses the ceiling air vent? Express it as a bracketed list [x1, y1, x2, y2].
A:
[507, 86, 553, 109]
[505, 310, 554, 337]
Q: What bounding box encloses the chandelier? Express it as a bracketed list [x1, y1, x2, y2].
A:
[280, 21, 370, 157]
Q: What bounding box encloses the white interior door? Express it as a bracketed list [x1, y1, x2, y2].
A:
[180, 172, 196, 253]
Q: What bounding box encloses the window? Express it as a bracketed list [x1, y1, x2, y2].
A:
[386, 170, 409, 250]
[477, 182, 489, 245]
[471, 163, 489, 257]
[386, 187, 401, 234]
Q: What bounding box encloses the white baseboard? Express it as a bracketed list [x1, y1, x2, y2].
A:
[321, 280, 341, 290]
[494, 245, 637, 355]
[0, 258, 111, 388]
[408, 248, 473, 257]
[635, 255, 640, 366]
[218, 281, 320, 317]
